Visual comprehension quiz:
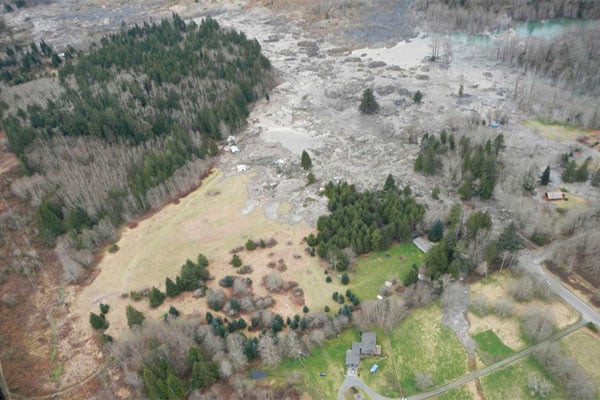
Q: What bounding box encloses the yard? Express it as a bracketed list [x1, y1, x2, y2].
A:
[358, 303, 468, 397]
[268, 329, 360, 399]
[349, 242, 424, 302]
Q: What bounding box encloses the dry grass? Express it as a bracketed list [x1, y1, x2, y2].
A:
[560, 329, 600, 387]
[524, 119, 600, 143]
[73, 169, 340, 338]
[468, 272, 580, 350]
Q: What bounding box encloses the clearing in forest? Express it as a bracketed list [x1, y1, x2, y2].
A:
[73, 169, 344, 337]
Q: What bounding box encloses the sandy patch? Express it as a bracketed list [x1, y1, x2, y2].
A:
[72, 169, 341, 339]
[351, 36, 431, 69]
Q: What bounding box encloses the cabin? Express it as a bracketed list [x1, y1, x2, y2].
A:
[544, 191, 566, 201]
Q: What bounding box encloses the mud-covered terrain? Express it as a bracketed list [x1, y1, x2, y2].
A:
[1, 0, 600, 398]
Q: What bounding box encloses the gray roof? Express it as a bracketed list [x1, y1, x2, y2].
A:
[361, 332, 377, 353]
[345, 349, 360, 367]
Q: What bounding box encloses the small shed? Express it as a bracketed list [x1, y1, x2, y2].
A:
[370, 364, 379, 373]
[413, 237, 434, 253]
[544, 191, 566, 201]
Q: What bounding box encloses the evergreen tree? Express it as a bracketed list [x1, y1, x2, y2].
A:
[497, 223, 523, 253]
[413, 90, 423, 104]
[384, 173, 396, 191]
[403, 266, 419, 286]
[540, 166, 550, 185]
[166, 372, 187, 400]
[126, 305, 145, 328]
[231, 254, 242, 267]
[37, 199, 66, 245]
[301, 150, 312, 170]
[341, 273, 350, 285]
[89, 312, 108, 330]
[428, 219, 444, 242]
[149, 287, 166, 308]
[165, 277, 180, 297]
[359, 88, 379, 114]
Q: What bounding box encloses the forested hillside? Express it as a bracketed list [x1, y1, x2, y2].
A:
[2, 15, 271, 255]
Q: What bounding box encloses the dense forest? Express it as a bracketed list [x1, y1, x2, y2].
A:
[2, 15, 272, 258]
[310, 177, 425, 270]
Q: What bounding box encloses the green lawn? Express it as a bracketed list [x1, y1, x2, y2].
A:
[481, 357, 568, 400]
[349, 242, 424, 302]
[435, 386, 475, 400]
[268, 329, 359, 399]
[359, 303, 468, 397]
[473, 330, 514, 364]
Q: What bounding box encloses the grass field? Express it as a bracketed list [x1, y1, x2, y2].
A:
[268, 329, 359, 399]
[359, 303, 468, 397]
[74, 169, 346, 336]
[523, 118, 599, 142]
[473, 330, 514, 364]
[350, 242, 424, 302]
[560, 328, 600, 388]
[481, 357, 567, 400]
[434, 386, 476, 400]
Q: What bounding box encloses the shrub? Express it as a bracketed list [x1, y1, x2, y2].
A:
[126, 305, 145, 328]
[245, 239, 257, 251]
[148, 287, 166, 308]
[231, 254, 242, 267]
[99, 303, 110, 314]
[89, 312, 109, 330]
[99, 333, 113, 345]
[219, 275, 235, 288]
[307, 172, 316, 185]
[324, 305, 330, 312]
[303, 306, 309, 313]
[130, 290, 142, 301]
[326, 276, 332, 283]
[168, 306, 180, 317]
[108, 243, 119, 253]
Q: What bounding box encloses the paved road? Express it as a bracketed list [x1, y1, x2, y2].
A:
[337, 320, 587, 400]
[520, 247, 600, 326]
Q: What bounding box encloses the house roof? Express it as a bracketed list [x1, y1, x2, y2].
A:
[413, 237, 434, 253]
[545, 192, 564, 200]
[361, 332, 377, 353]
[345, 349, 360, 366]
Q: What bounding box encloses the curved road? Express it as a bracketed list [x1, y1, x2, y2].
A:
[338, 246, 600, 400]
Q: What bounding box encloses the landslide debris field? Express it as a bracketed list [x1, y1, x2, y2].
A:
[2, 0, 600, 398]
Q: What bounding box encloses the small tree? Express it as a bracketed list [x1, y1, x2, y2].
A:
[245, 239, 257, 251]
[428, 220, 444, 242]
[99, 303, 110, 314]
[231, 254, 242, 267]
[540, 166, 550, 185]
[458, 84, 464, 97]
[306, 171, 316, 185]
[89, 312, 108, 330]
[148, 287, 165, 308]
[303, 305, 309, 313]
[165, 277, 180, 297]
[126, 305, 145, 328]
[384, 173, 396, 191]
[168, 306, 180, 317]
[413, 90, 423, 104]
[301, 150, 312, 170]
[431, 185, 440, 200]
[341, 273, 350, 285]
[359, 88, 379, 114]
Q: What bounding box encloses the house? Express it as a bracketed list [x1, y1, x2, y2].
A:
[544, 191, 566, 201]
[344, 332, 381, 369]
[360, 332, 377, 356]
[345, 349, 360, 369]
